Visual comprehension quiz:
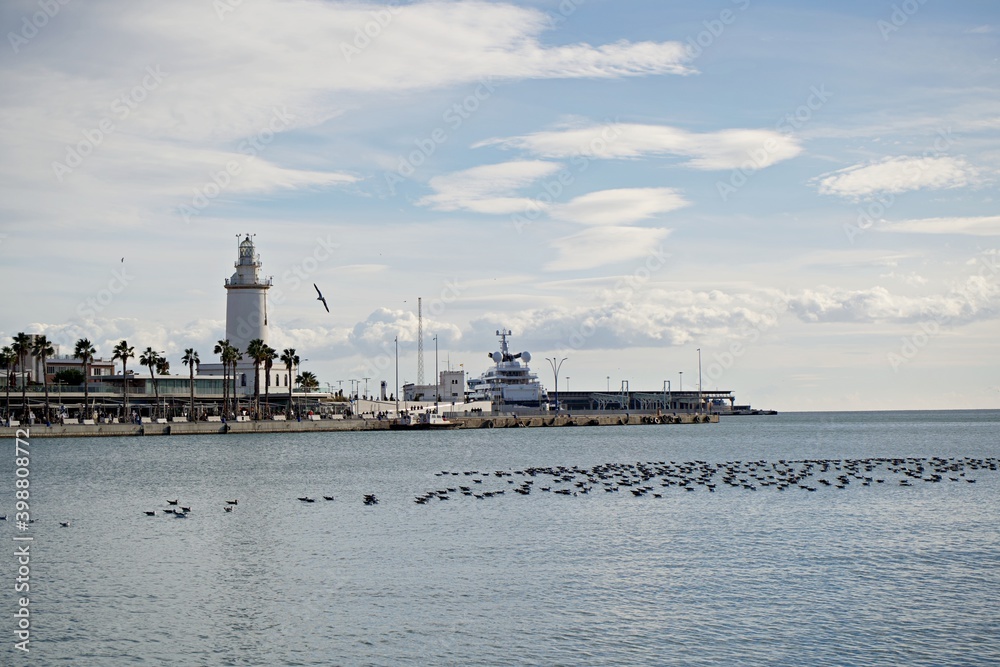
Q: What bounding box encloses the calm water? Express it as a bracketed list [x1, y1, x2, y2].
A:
[3, 411, 999, 666]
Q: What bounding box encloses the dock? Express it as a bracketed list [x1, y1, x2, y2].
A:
[0, 412, 717, 438]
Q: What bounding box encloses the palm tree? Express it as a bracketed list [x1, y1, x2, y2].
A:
[182, 348, 199, 421]
[31, 335, 54, 423]
[223, 345, 243, 417]
[139, 347, 161, 420]
[297, 371, 319, 392]
[13, 332, 32, 420]
[73, 338, 96, 421]
[280, 348, 298, 416]
[245, 338, 266, 418]
[213, 339, 230, 418]
[112, 340, 134, 419]
[262, 345, 277, 418]
[1, 345, 16, 423]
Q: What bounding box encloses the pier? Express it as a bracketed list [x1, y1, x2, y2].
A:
[0, 411, 717, 438]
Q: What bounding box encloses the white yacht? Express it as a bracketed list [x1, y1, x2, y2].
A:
[467, 329, 548, 408]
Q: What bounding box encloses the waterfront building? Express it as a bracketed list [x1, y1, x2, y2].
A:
[199, 234, 274, 391]
[402, 369, 465, 402]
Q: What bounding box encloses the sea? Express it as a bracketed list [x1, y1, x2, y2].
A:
[2, 410, 999, 666]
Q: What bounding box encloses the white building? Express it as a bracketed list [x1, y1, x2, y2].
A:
[403, 369, 465, 402]
[225, 234, 271, 352]
[200, 234, 275, 393]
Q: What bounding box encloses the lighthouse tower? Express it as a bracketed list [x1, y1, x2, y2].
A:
[225, 234, 271, 354]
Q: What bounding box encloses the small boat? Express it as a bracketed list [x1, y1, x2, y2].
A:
[390, 410, 459, 430]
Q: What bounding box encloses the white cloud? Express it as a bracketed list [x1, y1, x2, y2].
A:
[787, 275, 1000, 325]
[347, 308, 462, 356]
[417, 160, 562, 214]
[478, 122, 802, 170]
[549, 188, 689, 226]
[880, 215, 1000, 236]
[0, 0, 693, 228]
[547, 227, 672, 271]
[814, 156, 979, 199]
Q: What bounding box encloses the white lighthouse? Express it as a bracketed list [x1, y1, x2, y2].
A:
[225, 234, 271, 353]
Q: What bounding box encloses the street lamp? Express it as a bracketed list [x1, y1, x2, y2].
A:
[546, 357, 567, 413]
[697, 348, 703, 414]
[565, 376, 569, 392]
[606, 375, 610, 392]
[394, 336, 399, 416]
[433, 334, 439, 407]
[663, 379, 671, 411]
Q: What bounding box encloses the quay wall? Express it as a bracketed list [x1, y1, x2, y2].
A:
[0, 412, 717, 439]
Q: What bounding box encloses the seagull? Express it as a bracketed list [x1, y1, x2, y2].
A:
[60, 521, 71, 527]
[314, 284, 329, 313]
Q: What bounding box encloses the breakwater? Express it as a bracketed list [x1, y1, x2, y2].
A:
[0, 412, 717, 438]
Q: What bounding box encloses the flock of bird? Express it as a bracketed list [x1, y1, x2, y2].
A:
[136, 493, 381, 517]
[413, 456, 999, 504]
[20, 456, 995, 524]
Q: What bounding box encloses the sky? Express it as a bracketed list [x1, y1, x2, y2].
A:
[1, 0, 998, 411]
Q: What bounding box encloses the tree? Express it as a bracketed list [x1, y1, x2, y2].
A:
[280, 348, 298, 416]
[246, 338, 266, 418]
[112, 340, 135, 418]
[31, 335, 54, 423]
[262, 345, 277, 418]
[13, 332, 32, 420]
[1, 345, 16, 422]
[182, 348, 199, 421]
[73, 338, 96, 420]
[139, 347, 161, 420]
[297, 371, 319, 392]
[213, 339, 230, 417]
[221, 344, 242, 417]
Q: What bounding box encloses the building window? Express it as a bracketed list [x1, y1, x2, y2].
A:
[241, 374, 247, 387]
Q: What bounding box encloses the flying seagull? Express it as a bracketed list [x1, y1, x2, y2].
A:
[314, 284, 329, 313]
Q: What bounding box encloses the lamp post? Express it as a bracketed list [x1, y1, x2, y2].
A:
[394, 336, 399, 416]
[546, 357, 567, 413]
[697, 348, 703, 414]
[663, 379, 670, 411]
[565, 376, 569, 392]
[621, 379, 629, 411]
[606, 375, 610, 392]
[433, 334, 439, 407]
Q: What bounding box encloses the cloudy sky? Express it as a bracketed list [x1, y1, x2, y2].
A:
[1, 0, 998, 410]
